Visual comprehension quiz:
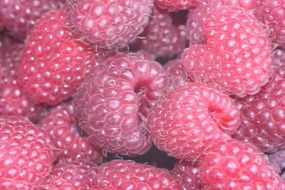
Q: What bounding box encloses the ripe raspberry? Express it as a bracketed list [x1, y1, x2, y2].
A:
[0, 0, 64, 38]
[138, 8, 186, 59]
[233, 62, 285, 153]
[73, 52, 169, 156]
[273, 49, 285, 69]
[92, 159, 183, 189]
[268, 149, 285, 177]
[172, 160, 203, 190]
[39, 161, 97, 190]
[0, 43, 43, 121]
[255, 0, 285, 49]
[183, 6, 272, 97]
[18, 8, 97, 105]
[155, 0, 201, 12]
[0, 116, 56, 189]
[39, 102, 102, 163]
[163, 58, 188, 90]
[200, 139, 285, 189]
[147, 83, 240, 162]
[66, 0, 154, 49]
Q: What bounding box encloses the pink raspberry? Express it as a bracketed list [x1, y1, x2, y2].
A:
[39, 161, 97, 190]
[183, 5, 272, 97]
[163, 58, 188, 90]
[0, 0, 64, 38]
[73, 52, 169, 156]
[155, 0, 201, 12]
[18, 8, 98, 105]
[233, 58, 285, 153]
[200, 139, 285, 189]
[66, 0, 154, 49]
[147, 83, 240, 162]
[0, 43, 42, 121]
[172, 160, 203, 190]
[255, 0, 285, 49]
[39, 102, 102, 163]
[92, 159, 183, 189]
[0, 116, 56, 189]
[137, 8, 187, 59]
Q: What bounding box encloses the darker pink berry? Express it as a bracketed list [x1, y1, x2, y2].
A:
[155, 0, 201, 12]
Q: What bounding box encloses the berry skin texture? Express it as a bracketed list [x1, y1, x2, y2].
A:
[0, 0, 64, 38]
[18, 8, 97, 105]
[0, 116, 56, 190]
[66, 0, 154, 49]
[138, 8, 186, 59]
[255, 0, 285, 49]
[155, 0, 201, 12]
[147, 83, 240, 162]
[183, 5, 272, 97]
[172, 160, 203, 190]
[233, 61, 285, 153]
[268, 149, 285, 178]
[39, 161, 97, 190]
[199, 140, 285, 190]
[0, 43, 42, 121]
[92, 159, 183, 189]
[74, 52, 169, 156]
[39, 103, 102, 163]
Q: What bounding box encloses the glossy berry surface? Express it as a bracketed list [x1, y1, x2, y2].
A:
[74, 52, 168, 156]
[155, 0, 201, 12]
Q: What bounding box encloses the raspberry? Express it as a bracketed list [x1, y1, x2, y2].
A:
[137, 7, 186, 59]
[147, 83, 240, 162]
[0, 43, 42, 121]
[74, 52, 168, 156]
[155, 0, 201, 12]
[18, 8, 97, 105]
[163, 58, 188, 90]
[172, 160, 203, 190]
[255, 0, 285, 49]
[0, 0, 64, 38]
[200, 139, 285, 189]
[233, 62, 285, 153]
[39, 102, 102, 163]
[183, 5, 272, 97]
[40, 161, 97, 190]
[66, 0, 154, 49]
[92, 159, 183, 189]
[0, 116, 56, 189]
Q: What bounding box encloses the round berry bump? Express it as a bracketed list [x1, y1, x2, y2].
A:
[73, 52, 169, 156]
[0, 116, 56, 189]
[39, 103, 102, 163]
[155, 0, 201, 12]
[39, 161, 97, 190]
[172, 160, 203, 190]
[66, 0, 154, 49]
[147, 83, 240, 162]
[18, 8, 97, 105]
[0, 0, 64, 38]
[200, 139, 285, 189]
[184, 5, 272, 97]
[93, 159, 183, 189]
[256, 0, 285, 49]
[138, 7, 186, 59]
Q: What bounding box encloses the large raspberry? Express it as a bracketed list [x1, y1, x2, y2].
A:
[183, 5, 272, 97]
[155, 0, 201, 12]
[255, 0, 285, 49]
[39, 102, 102, 163]
[200, 139, 285, 189]
[18, 8, 97, 105]
[147, 83, 240, 162]
[0, 0, 64, 38]
[0, 116, 56, 189]
[233, 54, 285, 153]
[39, 161, 97, 190]
[74, 52, 169, 156]
[66, 0, 154, 49]
[92, 159, 183, 189]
